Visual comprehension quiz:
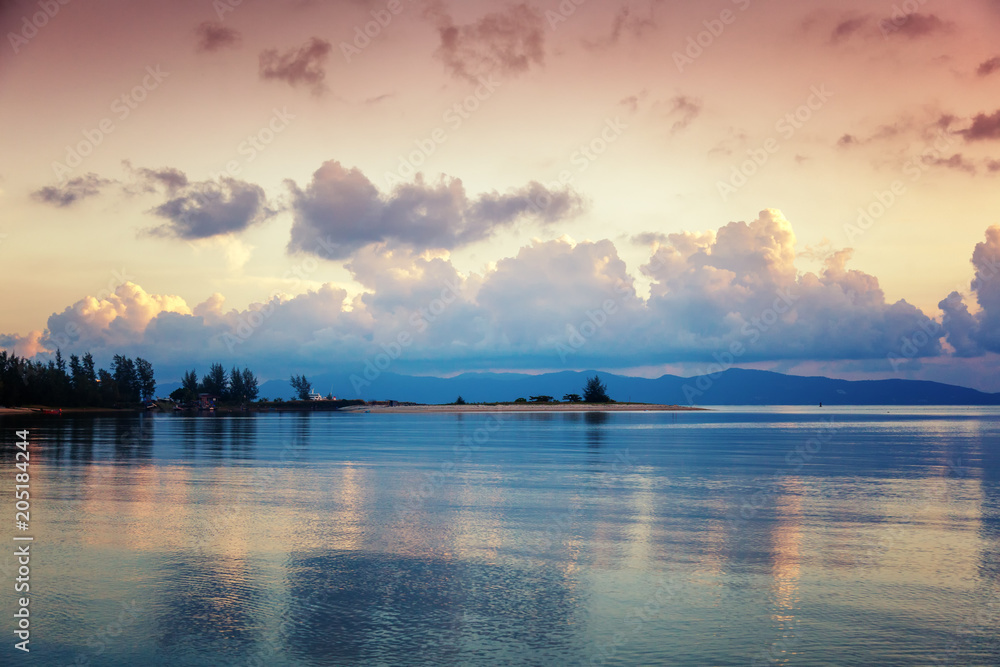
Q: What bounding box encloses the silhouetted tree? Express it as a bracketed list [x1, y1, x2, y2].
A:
[289, 374, 312, 401]
[201, 363, 227, 396]
[582, 375, 611, 403]
[563, 393, 582, 402]
[241, 368, 259, 402]
[135, 358, 156, 402]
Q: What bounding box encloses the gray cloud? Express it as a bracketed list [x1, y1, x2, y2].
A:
[960, 110, 1000, 141]
[259, 37, 331, 94]
[124, 161, 190, 194]
[830, 15, 868, 42]
[31, 173, 115, 207]
[977, 56, 1000, 77]
[146, 177, 275, 239]
[427, 2, 544, 83]
[287, 161, 583, 259]
[195, 21, 241, 52]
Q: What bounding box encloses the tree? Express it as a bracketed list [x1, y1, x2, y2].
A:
[582, 375, 611, 403]
[289, 374, 312, 401]
[529, 395, 554, 403]
[111, 355, 139, 403]
[135, 358, 156, 402]
[241, 368, 259, 402]
[454, 396, 466, 405]
[202, 363, 227, 396]
[563, 393, 583, 403]
[227, 366, 245, 402]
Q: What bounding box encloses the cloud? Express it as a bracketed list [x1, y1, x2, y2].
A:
[259, 37, 331, 94]
[931, 226, 1000, 356]
[638, 210, 942, 361]
[960, 110, 1000, 141]
[287, 160, 583, 259]
[661, 95, 701, 134]
[195, 21, 241, 52]
[31, 173, 115, 207]
[938, 291, 981, 356]
[969, 225, 1000, 351]
[145, 177, 276, 239]
[8, 214, 1000, 380]
[977, 56, 1000, 77]
[124, 161, 189, 194]
[922, 153, 977, 173]
[830, 15, 868, 43]
[0, 331, 45, 357]
[880, 12, 953, 38]
[427, 2, 544, 83]
[582, 4, 657, 51]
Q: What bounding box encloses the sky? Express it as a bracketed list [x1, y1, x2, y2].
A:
[2, 0, 1000, 390]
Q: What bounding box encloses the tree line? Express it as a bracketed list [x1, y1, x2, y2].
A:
[169, 363, 259, 404]
[0, 350, 156, 408]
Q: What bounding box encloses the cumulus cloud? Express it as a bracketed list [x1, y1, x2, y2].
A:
[195, 21, 241, 52]
[31, 173, 114, 207]
[426, 2, 544, 83]
[287, 161, 583, 259]
[969, 225, 1000, 350]
[8, 214, 1000, 380]
[259, 37, 331, 94]
[639, 210, 941, 361]
[145, 176, 275, 239]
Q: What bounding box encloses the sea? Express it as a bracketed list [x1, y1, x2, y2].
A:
[1, 406, 998, 666]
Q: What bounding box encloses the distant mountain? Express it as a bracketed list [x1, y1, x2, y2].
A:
[239, 368, 1000, 406]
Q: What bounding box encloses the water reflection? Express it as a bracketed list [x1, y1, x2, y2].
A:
[1, 409, 998, 665]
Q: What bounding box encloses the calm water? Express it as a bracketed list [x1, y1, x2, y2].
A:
[1, 407, 999, 666]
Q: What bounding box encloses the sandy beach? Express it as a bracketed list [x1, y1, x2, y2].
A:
[338, 403, 704, 413]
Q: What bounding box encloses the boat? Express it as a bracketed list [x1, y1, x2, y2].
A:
[40, 408, 62, 415]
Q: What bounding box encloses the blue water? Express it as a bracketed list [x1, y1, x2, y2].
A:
[1, 407, 998, 665]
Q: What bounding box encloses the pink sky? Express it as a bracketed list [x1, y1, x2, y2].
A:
[2, 0, 1000, 389]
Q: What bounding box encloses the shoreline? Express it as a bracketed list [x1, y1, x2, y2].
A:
[338, 403, 705, 413]
[0, 402, 705, 416]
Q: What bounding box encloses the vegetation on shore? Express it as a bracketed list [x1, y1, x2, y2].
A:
[0, 350, 155, 408]
[451, 375, 615, 406]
